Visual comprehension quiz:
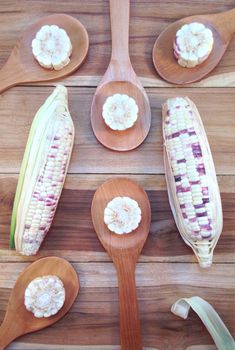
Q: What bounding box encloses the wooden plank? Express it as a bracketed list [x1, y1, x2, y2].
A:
[1, 0, 235, 87]
[0, 1, 234, 348]
[0, 174, 234, 264]
[0, 87, 235, 174]
[0, 344, 219, 350]
[0, 262, 234, 349]
[22, 72, 235, 89]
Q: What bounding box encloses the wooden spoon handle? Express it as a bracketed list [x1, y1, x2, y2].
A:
[115, 257, 142, 350]
[217, 8, 235, 38]
[0, 318, 23, 349]
[109, 0, 130, 63]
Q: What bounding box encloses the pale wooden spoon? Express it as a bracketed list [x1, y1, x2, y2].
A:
[0, 257, 79, 350]
[91, 0, 151, 151]
[91, 178, 151, 350]
[152, 8, 235, 84]
[0, 13, 89, 93]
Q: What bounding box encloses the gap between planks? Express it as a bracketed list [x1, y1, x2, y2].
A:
[4, 342, 217, 350]
[18, 71, 235, 88]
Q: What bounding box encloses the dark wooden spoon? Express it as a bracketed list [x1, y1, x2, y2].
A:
[0, 257, 79, 350]
[0, 13, 89, 93]
[152, 8, 235, 84]
[91, 0, 151, 151]
[91, 178, 151, 350]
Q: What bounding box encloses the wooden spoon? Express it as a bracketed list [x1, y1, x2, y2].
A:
[0, 257, 79, 350]
[91, 178, 151, 350]
[0, 13, 89, 93]
[91, 0, 151, 151]
[152, 8, 235, 84]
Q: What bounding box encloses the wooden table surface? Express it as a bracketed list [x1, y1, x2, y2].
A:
[0, 1, 235, 349]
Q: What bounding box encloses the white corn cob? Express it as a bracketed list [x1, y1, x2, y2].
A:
[10, 85, 75, 256]
[24, 275, 65, 318]
[162, 97, 223, 268]
[102, 94, 138, 131]
[174, 22, 214, 68]
[32, 25, 72, 70]
[104, 196, 141, 234]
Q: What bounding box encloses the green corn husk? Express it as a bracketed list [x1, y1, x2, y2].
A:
[171, 296, 235, 350]
[10, 85, 75, 256]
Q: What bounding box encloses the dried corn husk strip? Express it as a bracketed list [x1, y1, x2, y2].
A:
[162, 97, 223, 268]
[171, 296, 235, 350]
[10, 85, 74, 256]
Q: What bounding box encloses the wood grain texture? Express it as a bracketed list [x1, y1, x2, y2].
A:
[0, 174, 234, 264]
[1, 0, 235, 86]
[91, 0, 151, 151]
[0, 87, 235, 174]
[0, 1, 234, 349]
[0, 257, 79, 350]
[152, 9, 235, 84]
[0, 14, 89, 93]
[0, 262, 234, 349]
[92, 178, 151, 349]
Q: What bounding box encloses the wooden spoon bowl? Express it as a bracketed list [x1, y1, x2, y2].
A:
[90, 0, 151, 152]
[152, 8, 235, 84]
[0, 13, 89, 93]
[0, 257, 79, 350]
[91, 81, 151, 151]
[91, 178, 151, 350]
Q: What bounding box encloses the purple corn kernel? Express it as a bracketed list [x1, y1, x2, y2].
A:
[189, 217, 197, 223]
[171, 131, 180, 138]
[197, 164, 206, 175]
[200, 224, 212, 230]
[188, 131, 196, 136]
[180, 129, 188, 135]
[177, 159, 186, 164]
[190, 180, 201, 185]
[203, 197, 210, 204]
[182, 213, 187, 219]
[192, 144, 202, 157]
[174, 175, 181, 182]
[180, 204, 186, 209]
[182, 187, 191, 192]
[194, 203, 204, 209]
[176, 185, 182, 193]
[202, 187, 209, 195]
[196, 211, 207, 217]
[192, 230, 200, 235]
[193, 150, 202, 158]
